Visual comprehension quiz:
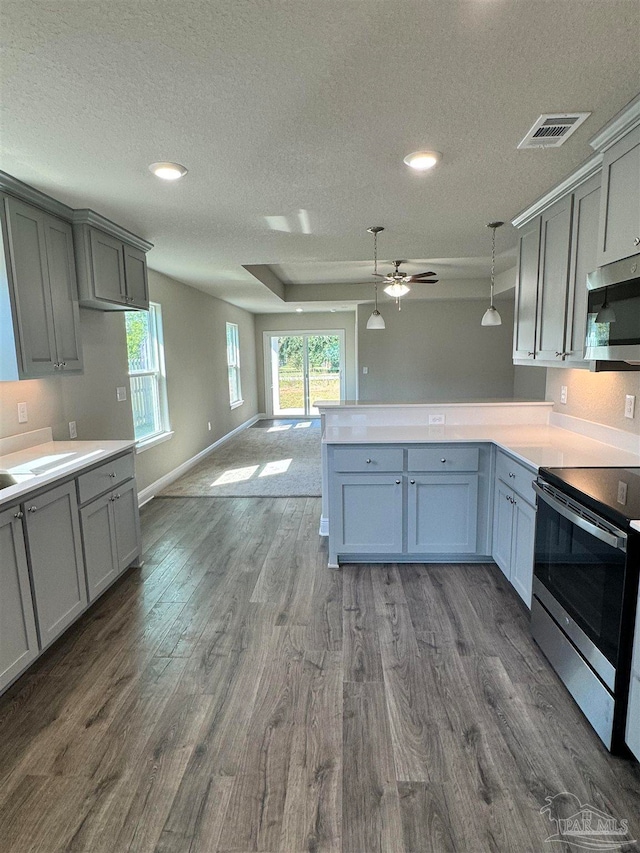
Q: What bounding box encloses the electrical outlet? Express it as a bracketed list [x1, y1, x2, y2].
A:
[560, 386, 568, 405]
[116, 386, 127, 402]
[362, 366, 368, 374]
[429, 414, 446, 425]
[617, 481, 628, 505]
[17, 401, 27, 423]
[625, 395, 636, 419]
[69, 421, 77, 439]
[207, 422, 212, 431]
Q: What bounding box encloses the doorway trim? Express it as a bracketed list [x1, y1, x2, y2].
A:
[262, 329, 346, 418]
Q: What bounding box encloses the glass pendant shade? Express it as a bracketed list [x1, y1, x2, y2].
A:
[383, 282, 410, 298]
[481, 305, 502, 326]
[366, 309, 386, 329]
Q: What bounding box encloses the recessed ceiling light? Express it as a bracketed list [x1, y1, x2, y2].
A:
[149, 161, 188, 181]
[296, 308, 303, 313]
[403, 150, 441, 171]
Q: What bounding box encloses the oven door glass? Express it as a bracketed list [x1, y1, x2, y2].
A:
[534, 496, 626, 667]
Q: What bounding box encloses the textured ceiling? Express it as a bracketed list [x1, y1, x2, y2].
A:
[1, 0, 639, 312]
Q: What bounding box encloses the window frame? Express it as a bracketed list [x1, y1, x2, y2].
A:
[126, 301, 172, 451]
[226, 321, 243, 409]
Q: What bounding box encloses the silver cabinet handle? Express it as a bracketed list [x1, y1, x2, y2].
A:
[410, 479, 416, 485]
[440, 458, 446, 463]
[555, 352, 563, 358]
[634, 237, 640, 246]
[109, 472, 117, 478]
[53, 362, 59, 369]
[115, 493, 121, 500]
[395, 479, 401, 485]
[110, 495, 116, 502]
[14, 511, 23, 519]
[365, 458, 371, 464]
[60, 361, 66, 368]
[28, 506, 37, 513]
[509, 472, 515, 478]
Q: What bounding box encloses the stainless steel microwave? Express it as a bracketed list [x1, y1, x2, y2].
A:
[586, 256, 640, 362]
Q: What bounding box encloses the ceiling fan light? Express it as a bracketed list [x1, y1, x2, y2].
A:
[384, 282, 410, 298]
[403, 150, 441, 171]
[366, 309, 386, 330]
[481, 306, 502, 326]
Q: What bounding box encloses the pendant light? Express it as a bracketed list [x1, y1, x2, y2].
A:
[481, 221, 504, 326]
[595, 288, 616, 323]
[366, 226, 386, 330]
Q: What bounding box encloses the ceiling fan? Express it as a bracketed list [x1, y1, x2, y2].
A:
[367, 227, 439, 309]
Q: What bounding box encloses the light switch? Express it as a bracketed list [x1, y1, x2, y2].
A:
[625, 395, 635, 419]
[17, 401, 27, 423]
[116, 386, 127, 402]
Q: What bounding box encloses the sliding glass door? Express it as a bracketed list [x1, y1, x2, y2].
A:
[266, 332, 344, 417]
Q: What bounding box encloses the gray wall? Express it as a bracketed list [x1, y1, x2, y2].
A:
[356, 296, 518, 402]
[135, 270, 258, 492]
[253, 311, 357, 413]
[0, 269, 258, 495]
[546, 367, 640, 435]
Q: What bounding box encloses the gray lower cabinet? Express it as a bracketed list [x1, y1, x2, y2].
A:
[328, 443, 489, 565]
[492, 452, 537, 607]
[626, 584, 640, 760]
[23, 480, 87, 650]
[1, 194, 82, 379]
[0, 505, 39, 692]
[597, 125, 640, 266]
[81, 478, 141, 601]
[332, 475, 403, 555]
[407, 474, 478, 554]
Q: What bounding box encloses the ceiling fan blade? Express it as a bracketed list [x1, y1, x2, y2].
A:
[409, 271, 436, 279]
[412, 278, 439, 285]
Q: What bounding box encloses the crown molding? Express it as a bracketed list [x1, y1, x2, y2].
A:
[589, 92, 640, 153]
[511, 153, 602, 229]
[72, 209, 153, 252]
[0, 171, 74, 220]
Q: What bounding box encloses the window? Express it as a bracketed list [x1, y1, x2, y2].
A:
[126, 302, 170, 445]
[226, 322, 243, 408]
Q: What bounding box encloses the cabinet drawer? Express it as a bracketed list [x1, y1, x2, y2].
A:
[408, 446, 479, 473]
[77, 452, 135, 505]
[496, 450, 536, 505]
[331, 446, 403, 473]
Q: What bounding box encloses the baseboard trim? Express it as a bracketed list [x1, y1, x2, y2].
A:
[138, 413, 265, 506]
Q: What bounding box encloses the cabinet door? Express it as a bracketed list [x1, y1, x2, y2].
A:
[43, 214, 83, 372]
[510, 496, 536, 608]
[407, 474, 478, 554]
[626, 673, 640, 761]
[24, 481, 87, 649]
[89, 228, 126, 304]
[3, 196, 57, 375]
[565, 175, 601, 363]
[0, 506, 39, 692]
[536, 197, 572, 361]
[513, 217, 541, 359]
[113, 479, 141, 572]
[597, 127, 640, 266]
[81, 492, 118, 601]
[123, 245, 149, 310]
[492, 479, 513, 579]
[333, 475, 403, 554]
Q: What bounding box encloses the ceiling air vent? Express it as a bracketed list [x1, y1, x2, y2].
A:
[518, 112, 591, 149]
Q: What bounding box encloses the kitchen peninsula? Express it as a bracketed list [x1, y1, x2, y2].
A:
[317, 401, 640, 602]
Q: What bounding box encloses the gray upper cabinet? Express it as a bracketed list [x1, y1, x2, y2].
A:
[1, 195, 82, 379]
[0, 505, 39, 693]
[23, 480, 88, 650]
[535, 196, 572, 362]
[513, 217, 541, 360]
[597, 126, 640, 266]
[564, 174, 601, 363]
[74, 212, 152, 311]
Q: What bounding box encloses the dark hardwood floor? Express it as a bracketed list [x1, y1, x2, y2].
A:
[0, 496, 638, 852]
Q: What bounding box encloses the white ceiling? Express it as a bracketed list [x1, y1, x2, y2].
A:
[1, 0, 638, 313]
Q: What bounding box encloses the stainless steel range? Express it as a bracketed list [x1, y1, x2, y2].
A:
[532, 467, 640, 753]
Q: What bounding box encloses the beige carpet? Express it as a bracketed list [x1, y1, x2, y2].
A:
[160, 421, 322, 497]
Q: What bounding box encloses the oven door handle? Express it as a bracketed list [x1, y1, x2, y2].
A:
[533, 481, 627, 552]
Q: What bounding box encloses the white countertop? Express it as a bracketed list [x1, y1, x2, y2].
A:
[323, 423, 640, 470]
[0, 439, 136, 508]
